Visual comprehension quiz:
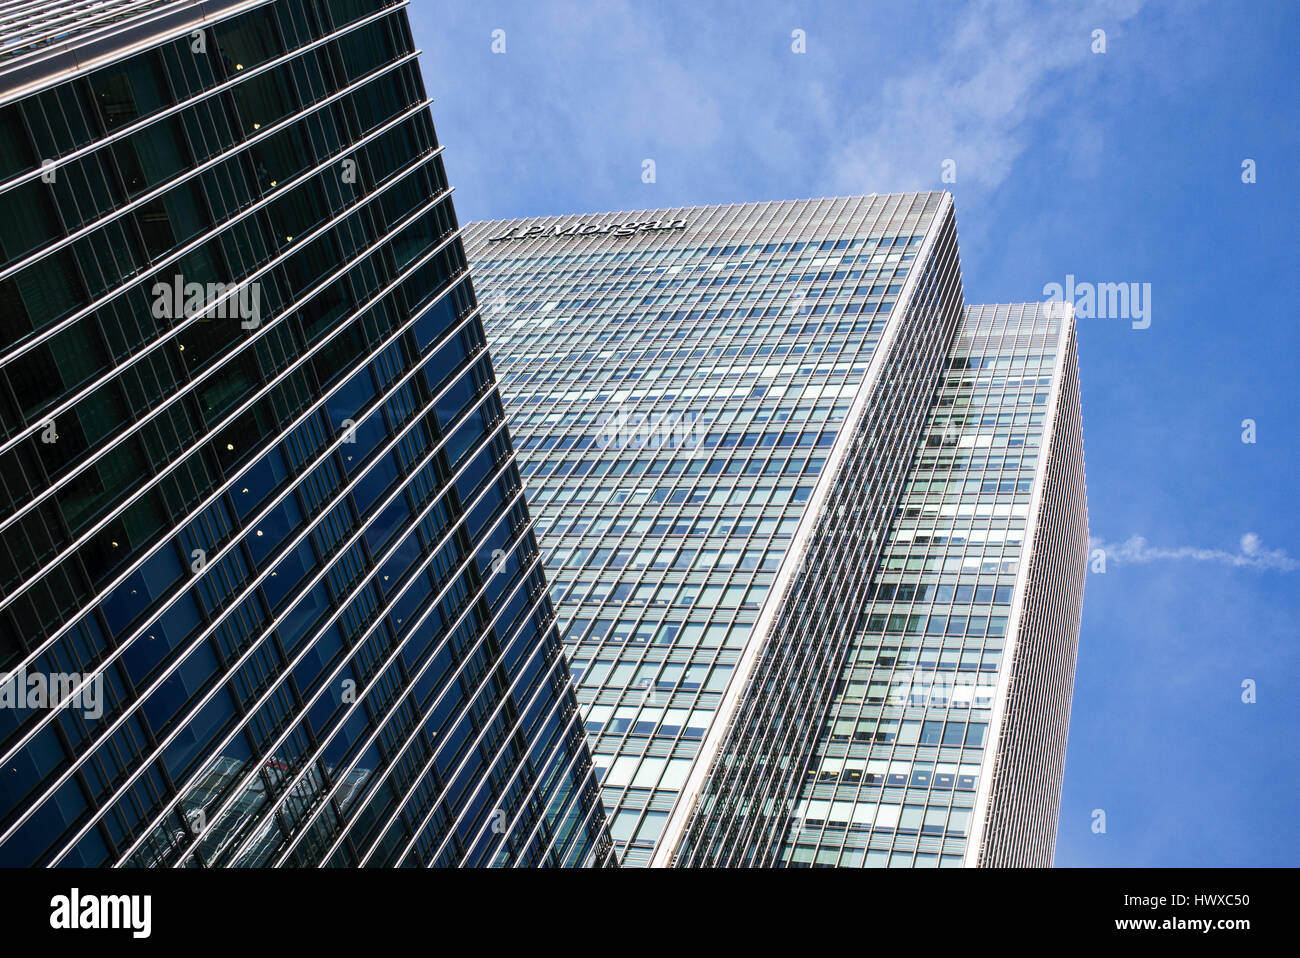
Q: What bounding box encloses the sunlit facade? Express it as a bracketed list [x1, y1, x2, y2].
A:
[465, 196, 1087, 867]
[678, 302, 1087, 867]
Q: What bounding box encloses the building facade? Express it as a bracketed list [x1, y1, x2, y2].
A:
[677, 301, 1087, 867]
[463, 197, 1087, 867]
[0, 0, 611, 867]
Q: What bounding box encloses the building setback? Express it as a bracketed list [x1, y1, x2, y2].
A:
[0, 0, 611, 867]
[463, 195, 1087, 867]
[677, 301, 1087, 867]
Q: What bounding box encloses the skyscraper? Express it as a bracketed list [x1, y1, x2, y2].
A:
[677, 300, 1087, 868]
[463, 195, 1087, 867]
[0, 0, 611, 867]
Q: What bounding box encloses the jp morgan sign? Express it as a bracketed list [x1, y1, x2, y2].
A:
[486, 218, 687, 243]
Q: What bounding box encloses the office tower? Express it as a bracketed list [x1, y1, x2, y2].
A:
[463, 196, 1087, 867]
[678, 301, 1086, 867]
[0, 0, 611, 868]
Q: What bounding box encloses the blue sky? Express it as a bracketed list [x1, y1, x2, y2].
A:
[409, 0, 1300, 866]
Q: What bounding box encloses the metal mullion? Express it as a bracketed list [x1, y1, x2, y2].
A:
[820, 328, 984, 865]
[496, 212, 650, 402]
[106, 438, 529, 871]
[488, 209, 691, 398]
[0, 0, 189, 55]
[488, 215, 728, 649]
[0, 290, 489, 785]
[489, 198, 874, 854]
[717, 196, 920, 821]
[3, 140, 433, 476]
[520, 204, 759, 554]
[684, 198, 868, 847]
[0, 0, 192, 35]
[485, 224, 725, 835]
[0, 50, 422, 284]
[0, 145, 446, 547]
[549, 200, 815, 827]
[0, 94, 438, 436]
[769, 323, 956, 868]
[527, 304, 753, 623]
[499, 706, 605, 868]
[444, 678, 591, 868]
[227, 505, 553, 868]
[81, 409, 525, 866]
[445, 678, 590, 867]
[523, 338, 723, 663]
[480, 198, 916, 861]
[964, 307, 1077, 866]
[0, 184, 463, 661]
[29, 381, 508, 863]
[742, 202, 956, 862]
[307, 554, 563, 867]
[527, 770, 611, 867]
[0, 2, 406, 203]
[365, 589, 573, 867]
[588, 200, 806, 836]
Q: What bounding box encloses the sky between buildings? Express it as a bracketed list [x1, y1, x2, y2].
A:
[408, 0, 1300, 866]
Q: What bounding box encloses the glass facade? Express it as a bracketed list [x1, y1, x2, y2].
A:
[0, 0, 611, 867]
[464, 199, 1087, 867]
[680, 302, 1086, 867]
[467, 194, 962, 865]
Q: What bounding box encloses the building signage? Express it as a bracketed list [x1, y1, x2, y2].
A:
[486, 218, 688, 242]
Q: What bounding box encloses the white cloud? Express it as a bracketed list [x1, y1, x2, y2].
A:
[826, 0, 1146, 194]
[1090, 533, 1299, 572]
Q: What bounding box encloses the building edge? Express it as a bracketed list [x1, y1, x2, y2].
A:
[653, 192, 959, 867]
[965, 303, 1088, 866]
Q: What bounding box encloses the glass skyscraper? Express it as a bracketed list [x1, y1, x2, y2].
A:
[678, 300, 1087, 868]
[0, 0, 611, 867]
[463, 195, 1087, 867]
